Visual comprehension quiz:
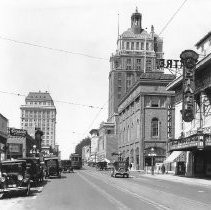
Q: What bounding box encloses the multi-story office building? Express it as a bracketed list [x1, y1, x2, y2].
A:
[20, 91, 56, 152]
[107, 8, 175, 170]
[108, 8, 163, 123]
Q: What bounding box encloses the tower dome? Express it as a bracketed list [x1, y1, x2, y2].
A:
[131, 7, 142, 34]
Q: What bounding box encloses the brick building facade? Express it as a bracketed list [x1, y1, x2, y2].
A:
[118, 73, 175, 170]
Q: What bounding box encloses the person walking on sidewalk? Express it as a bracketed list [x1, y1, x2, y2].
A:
[161, 164, 165, 174]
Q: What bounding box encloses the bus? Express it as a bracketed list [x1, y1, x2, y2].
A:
[70, 153, 82, 169]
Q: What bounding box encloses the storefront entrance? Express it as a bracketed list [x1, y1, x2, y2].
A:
[194, 150, 211, 177]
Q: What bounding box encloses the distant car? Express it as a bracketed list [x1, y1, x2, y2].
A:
[0, 160, 31, 198]
[44, 157, 62, 178]
[61, 160, 73, 173]
[111, 161, 129, 178]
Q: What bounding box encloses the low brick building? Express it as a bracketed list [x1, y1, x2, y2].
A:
[7, 128, 36, 159]
[97, 122, 118, 162]
[118, 73, 175, 170]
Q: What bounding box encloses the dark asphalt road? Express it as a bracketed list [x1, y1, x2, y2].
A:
[1, 168, 211, 210]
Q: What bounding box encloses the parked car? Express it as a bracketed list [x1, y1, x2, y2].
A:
[0, 160, 31, 198]
[19, 157, 44, 186]
[111, 161, 129, 178]
[61, 160, 73, 173]
[44, 157, 61, 178]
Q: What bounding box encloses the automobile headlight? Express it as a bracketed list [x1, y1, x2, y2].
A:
[18, 175, 23, 181]
[0, 177, 5, 182]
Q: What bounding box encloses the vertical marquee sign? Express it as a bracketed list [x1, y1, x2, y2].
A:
[180, 50, 199, 122]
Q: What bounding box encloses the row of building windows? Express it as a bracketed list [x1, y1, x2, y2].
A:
[26, 101, 54, 106]
[121, 41, 152, 51]
[22, 110, 55, 115]
[113, 58, 153, 71]
[145, 96, 166, 108]
[119, 97, 140, 119]
[119, 118, 159, 144]
[22, 118, 54, 122]
[119, 95, 166, 119]
[22, 113, 55, 117]
[23, 122, 54, 127]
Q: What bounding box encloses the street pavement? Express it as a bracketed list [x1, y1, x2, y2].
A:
[0, 167, 211, 210]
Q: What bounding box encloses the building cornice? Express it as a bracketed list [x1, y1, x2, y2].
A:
[119, 74, 175, 107]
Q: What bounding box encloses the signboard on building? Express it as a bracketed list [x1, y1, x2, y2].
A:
[9, 128, 27, 137]
[180, 50, 199, 122]
[156, 59, 183, 69]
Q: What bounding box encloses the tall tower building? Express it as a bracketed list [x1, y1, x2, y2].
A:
[108, 8, 164, 122]
[20, 91, 57, 151]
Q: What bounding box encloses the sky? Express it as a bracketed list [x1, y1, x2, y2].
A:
[0, 0, 211, 159]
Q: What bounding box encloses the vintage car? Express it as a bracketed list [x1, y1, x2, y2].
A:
[61, 160, 73, 173]
[19, 157, 44, 186]
[0, 160, 31, 198]
[44, 157, 62, 178]
[111, 161, 129, 178]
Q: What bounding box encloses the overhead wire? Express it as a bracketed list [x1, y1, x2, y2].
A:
[0, 90, 104, 110]
[159, 0, 188, 36]
[0, 35, 109, 61]
[0, 1, 191, 142]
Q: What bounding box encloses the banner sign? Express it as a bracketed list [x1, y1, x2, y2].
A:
[9, 128, 27, 137]
[180, 50, 199, 122]
[156, 59, 183, 69]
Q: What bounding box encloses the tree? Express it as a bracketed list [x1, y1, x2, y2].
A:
[75, 137, 91, 156]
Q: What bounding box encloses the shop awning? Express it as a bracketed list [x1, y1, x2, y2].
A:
[164, 151, 183, 163]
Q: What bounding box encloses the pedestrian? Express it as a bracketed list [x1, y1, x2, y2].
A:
[161, 164, 165, 174]
[129, 163, 132, 170]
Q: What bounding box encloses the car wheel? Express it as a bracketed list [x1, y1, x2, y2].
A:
[0, 193, 4, 199]
[26, 183, 31, 196]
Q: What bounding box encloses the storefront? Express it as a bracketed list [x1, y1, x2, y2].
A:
[193, 149, 211, 177]
[7, 128, 35, 159]
[168, 131, 211, 177]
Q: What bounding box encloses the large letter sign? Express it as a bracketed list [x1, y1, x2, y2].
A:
[180, 50, 198, 122]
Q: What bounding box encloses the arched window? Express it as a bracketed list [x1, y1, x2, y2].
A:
[151, 118, 159, 137]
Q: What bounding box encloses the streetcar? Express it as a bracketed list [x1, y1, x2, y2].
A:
[70, 153, 82, 169]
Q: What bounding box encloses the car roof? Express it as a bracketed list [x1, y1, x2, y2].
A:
[1, 159, 26, 164]
[44, 157, 59, 160]
[19, 157, 40, 160]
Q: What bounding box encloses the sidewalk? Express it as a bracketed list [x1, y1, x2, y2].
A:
[84, 165, 211, 188]
[130, 170, 211, 187]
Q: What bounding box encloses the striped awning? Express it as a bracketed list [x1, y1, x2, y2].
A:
[164, 151, 183, 163]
